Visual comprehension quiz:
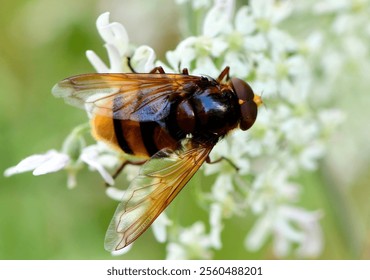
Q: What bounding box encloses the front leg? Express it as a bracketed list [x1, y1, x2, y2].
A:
[182, 68, 189, 75]
[216, 66, 230, 83]
[149, 66, 166, 74]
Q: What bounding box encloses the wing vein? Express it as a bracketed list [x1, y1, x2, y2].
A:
[104, 142, 213, 251]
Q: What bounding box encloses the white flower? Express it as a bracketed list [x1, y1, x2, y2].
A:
[166, 222, 213, 259]
[4, 149, 80, 188]
[152, 212, 172, 243]
[247, 165, 299, 214]
[4, 150, 70, 177]
[5, 125, 115, 188]
[202, 0, 234, 37]
[86, 12, 157, 74]
[4, 144, 115, 189]
[86, 12, 128, 73]
[245, 205, 323, 258]
[130, 45, 156, 73]
[96, 12, 129, 57]
[209, 203, 223, 249]
[80, 145, 115, 186]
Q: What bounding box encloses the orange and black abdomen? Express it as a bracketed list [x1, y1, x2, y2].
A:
[92, 115, 179, 158]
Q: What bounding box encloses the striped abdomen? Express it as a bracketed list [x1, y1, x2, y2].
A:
[92, 115, 178, 158]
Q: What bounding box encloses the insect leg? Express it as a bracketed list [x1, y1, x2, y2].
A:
[127, 57, 137, 73]
[216, 66, 230, 83]
[182, 68, 189, 75]
[105, 159, 147, 187]
[149, 66, 166, 74]
[206, 155, 239, 172]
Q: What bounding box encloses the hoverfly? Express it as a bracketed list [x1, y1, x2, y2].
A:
[52, 66, 262, 252]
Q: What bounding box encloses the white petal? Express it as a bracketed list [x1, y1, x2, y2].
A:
[270, 1, 292, 24]
[203, 161, 222, 175]
[209, 203, 223, 249]
[121, 164, 141, 181]
[202, 0, 234, 37]
[210, 37, 228, 56]
[93, 141, 122, 170]
[106, 187, 125, 201]
[243, 33, 268, 52]
[245, 213, 272, 251]
[299, 144, 325, 170]
[152, 212, 172, 243]
[105, 22, 129, 56]
[96, 12, 110, 34]
[193, 56, 219, 77]
[166, 243, 186, 260]
[273, 231, 291, 257]
[208, 138, 229, 158]
[223, 52, 251, 78]
[33, 153, 70, 175]
[111, 244, 133, 256]
[80, 147, 114, 185]
[86, 50, 109, 73]
[105, 44, 123, 73]
[275, 215, 303, 243]
[250, 0, 274, 19]
[235, 6, 256, 34]
[179, 221, 206, 244]
[4, 150, 68, 177]
[96, 12, 129, 56]
[276, 206, 323, 257]
[305, 31, 324, 53]
[296, 217, 323, 257]
[166, 37, 197, 70]
[211, 174, 233, 202]
[131, 45, 156, 73]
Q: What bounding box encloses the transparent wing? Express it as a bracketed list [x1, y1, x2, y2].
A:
[104, 140, 213, 251]
[52, 73, 198, 121]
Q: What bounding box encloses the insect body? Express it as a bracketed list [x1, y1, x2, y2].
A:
[52, 66, 262, 252]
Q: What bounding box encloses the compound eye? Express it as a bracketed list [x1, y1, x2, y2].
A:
[231, 77, 254, 102]
[231, 78, 258, 131]
[240, 102, 257, 130]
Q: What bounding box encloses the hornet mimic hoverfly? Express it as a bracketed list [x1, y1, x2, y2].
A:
[52, 66, 262, 252]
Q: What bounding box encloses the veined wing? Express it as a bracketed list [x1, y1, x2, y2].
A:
[104, 139, 213, 252]
[52, 73, 199, 122]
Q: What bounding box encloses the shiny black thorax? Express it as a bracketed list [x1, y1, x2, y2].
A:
[164, 78, 241, 144]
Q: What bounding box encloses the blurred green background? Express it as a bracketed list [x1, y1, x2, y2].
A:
[1, 0, 370, 259]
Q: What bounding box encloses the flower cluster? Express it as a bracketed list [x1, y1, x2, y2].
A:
[304, 0, 369, 187]
[160, 0, 339, 258]
[4, 0, 345, 259]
